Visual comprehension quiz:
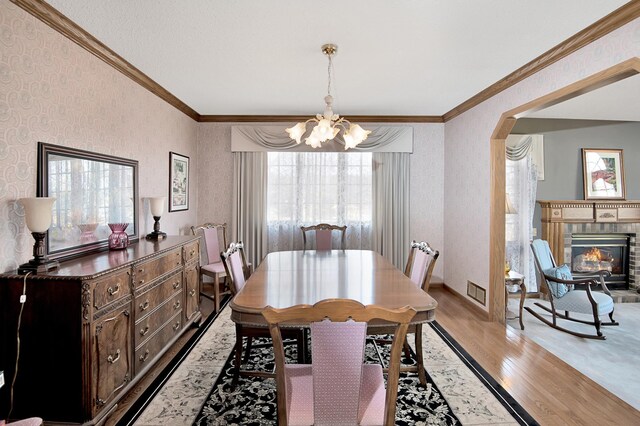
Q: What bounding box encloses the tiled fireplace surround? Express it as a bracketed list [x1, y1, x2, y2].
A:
[539, 201, 640, 292]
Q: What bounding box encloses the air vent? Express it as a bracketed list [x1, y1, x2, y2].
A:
[467, 281, 486, 305]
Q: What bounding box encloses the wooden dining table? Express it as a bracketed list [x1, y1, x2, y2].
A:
[230, 249, 438, 326]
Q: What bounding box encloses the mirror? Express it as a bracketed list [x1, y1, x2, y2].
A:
[37, 142, 139, 259]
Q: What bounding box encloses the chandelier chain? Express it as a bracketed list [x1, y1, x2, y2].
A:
[327, 53, 333, 97]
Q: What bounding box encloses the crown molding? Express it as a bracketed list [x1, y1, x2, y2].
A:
[10, 0, 200, 121]
[198, 115, 444, 123]
[442, 1, 640, 122]
[12, 0, 639, 124]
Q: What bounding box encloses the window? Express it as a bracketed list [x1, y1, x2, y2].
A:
[267, 152, 372, 251]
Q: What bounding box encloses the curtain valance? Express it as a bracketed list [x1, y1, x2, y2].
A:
[231, 126, 413, 153]
[506, 134, 544, 180]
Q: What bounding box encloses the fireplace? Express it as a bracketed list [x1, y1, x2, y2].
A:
[571, 233, 630, 289]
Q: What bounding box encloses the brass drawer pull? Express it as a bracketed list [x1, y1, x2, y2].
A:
[107, 283, 120, 296]
[139, 300, 150, 311]
[173, 301, 181, 310]
[140, 325, 149, 336]
[173, 281, 180, 290]
[139, 278, 145, 285]
[189, 289, 196, 297]
[173, 322, 180, 331]
[138, 268, 145, 274]
[107, 349, 121, 364]
[189, 249, 195, 256]
[139, 349, 150, 362]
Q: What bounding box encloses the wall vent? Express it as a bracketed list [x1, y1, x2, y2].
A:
[467, 281, 486, 305]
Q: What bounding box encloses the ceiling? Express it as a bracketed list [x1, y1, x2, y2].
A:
[46, 0, 629, 116]
[526, 74, 640, 122]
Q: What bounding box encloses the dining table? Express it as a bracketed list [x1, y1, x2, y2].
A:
[230, 249, 438, 327]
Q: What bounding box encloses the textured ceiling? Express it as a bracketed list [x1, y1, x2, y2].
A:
[46, 0, 629, 116]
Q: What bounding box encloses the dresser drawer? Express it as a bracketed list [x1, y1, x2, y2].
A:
[183, 240, 199, 264]
[93, 268, 132, 311]
[135, 292, 183, 348]
[135, 271, 182, 320]
[135, 312, 182, 373]
[134, 249, 182, 286]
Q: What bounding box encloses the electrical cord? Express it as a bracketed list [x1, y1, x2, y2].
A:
[7, 271, 30, 421]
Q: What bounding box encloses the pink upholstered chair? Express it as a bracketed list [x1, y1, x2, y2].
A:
[368, 240, 439, 386]
[191, 223, 230, 313]
[300, 223, 347, 250]
[221, 242, 304, 388]
[263, 299, 416, 426]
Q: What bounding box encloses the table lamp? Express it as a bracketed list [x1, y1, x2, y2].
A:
[146, 196, 167, 240]
[18, 197, 59, 274]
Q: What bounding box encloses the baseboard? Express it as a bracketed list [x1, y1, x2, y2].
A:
[429, 282, 444, 288]
[442, 284, 490, 320]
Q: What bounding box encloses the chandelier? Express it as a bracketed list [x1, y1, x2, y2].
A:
[286, 44, 371, 150]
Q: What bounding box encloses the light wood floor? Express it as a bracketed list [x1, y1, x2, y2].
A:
[429, 287, 640, 425]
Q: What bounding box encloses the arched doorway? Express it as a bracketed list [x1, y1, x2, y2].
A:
[488, 57, 640, 323]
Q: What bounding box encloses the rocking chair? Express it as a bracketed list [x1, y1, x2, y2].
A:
[528, 239, 618, 340]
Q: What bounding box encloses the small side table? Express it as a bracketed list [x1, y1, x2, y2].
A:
[505, 270, 526, 330]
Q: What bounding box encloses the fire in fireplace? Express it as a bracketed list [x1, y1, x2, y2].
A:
[571, 233, 630, 290]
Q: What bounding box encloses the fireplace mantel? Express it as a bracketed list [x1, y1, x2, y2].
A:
[538, 200, 640, 282]
[538, 200, 640, 224]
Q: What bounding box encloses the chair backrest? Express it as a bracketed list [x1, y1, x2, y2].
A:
[191, 223, 227, 265]
[300, 223, 347, 250]
[220, 241, 249, 294]
[404, 240, 439, 292]
[263, 299, 416, 426]
[530, 239, 557, 274]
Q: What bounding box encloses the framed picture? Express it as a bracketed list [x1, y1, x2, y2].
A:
[169, 152, 189, 211]
[582, 148, 625, 200]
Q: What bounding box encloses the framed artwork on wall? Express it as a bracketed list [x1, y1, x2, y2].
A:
[169, 151, 189, 211]
[582, 148, 625, 200]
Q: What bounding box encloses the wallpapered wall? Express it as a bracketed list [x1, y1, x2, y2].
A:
[195, 122, 446, 281]
[444, 19, 640, 309]
[0, 1, 198, 272]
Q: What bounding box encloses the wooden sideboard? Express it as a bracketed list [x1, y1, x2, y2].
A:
[0, 236, 201, 425]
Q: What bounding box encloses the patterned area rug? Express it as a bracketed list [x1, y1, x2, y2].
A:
[194, 335, 460, 425]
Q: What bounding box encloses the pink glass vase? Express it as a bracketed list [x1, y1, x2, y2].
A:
[108, 223, 129, 250]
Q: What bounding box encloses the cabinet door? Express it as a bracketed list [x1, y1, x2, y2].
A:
[184, 262, 200, 321]
[92, 304, 132, 415]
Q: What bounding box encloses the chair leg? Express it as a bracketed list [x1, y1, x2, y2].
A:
[213, 274, 220, 313]
[414, 324, 426, 386]
[605, 310, 619, 326]
[232, 324, 243, 389]
[243, 336, 254, 363]
[402, 338, 412, 361]
[296, 330, 305, 363]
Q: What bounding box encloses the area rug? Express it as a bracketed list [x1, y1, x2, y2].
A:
[194, 334, 459, 425]
[131, 304, 537, 425]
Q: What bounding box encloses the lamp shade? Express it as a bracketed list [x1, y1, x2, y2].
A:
[149, 197, 166, 217]
[19, 197, 56, 233]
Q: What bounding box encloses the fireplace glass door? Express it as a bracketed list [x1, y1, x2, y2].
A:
[571, 233, 629, 289]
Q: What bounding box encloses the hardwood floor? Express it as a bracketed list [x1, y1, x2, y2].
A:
[430, 287, 640, 425]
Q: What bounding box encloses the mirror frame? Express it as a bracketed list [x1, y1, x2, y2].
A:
[37, 142, 140, 260]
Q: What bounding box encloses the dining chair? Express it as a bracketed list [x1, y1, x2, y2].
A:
[529, 239, 618, 339]
[300, 223, 347, 250]
[262, 299, 416, 426]
[369, 240, 439, 386]
[221, 242, 304, 388]
[191, 223, 230, 313]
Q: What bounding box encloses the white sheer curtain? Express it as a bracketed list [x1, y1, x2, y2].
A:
[266, 152, 372, 252]
[506, 155, 538, 292]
